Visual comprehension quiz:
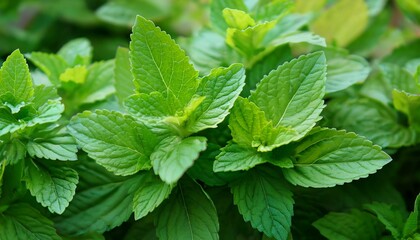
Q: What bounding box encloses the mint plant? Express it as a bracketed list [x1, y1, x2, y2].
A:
[0, 0, 419, 239]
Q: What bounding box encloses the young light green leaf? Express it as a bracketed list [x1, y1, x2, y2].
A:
[59, 65, 88, 84]
[229, 97, 298, 151]
[313, 209, 383, 240]
[186, 64, 245, 133]
[311, 0, 368, 47]
[323, 98, 416, 148]
[226, 21, 276, 58]
[26, 52, 68, 86]
[231, 167, 294, 240]
[393, 90, 420, 131]
[214, 142, 270, 172]
[250, 52, 326, 141]
[156, 177, 219, 240]
[0, 203, 61, 240]
[130, 15, 199, 111]
[133, 172, 173, 220]
[24, 160, 78, 214]
[282, 128, 391, 188]
[364, 202, 405, 238]
[223, 8, 255, 30]
[151, 136, 207, 184]
[325, 49, 370, 93]
[114, 47, 135, 105]
[27, 127, 78, 161]
[71, 60, 115, 105]
[0, 49, 34, 104]
[57, 38, 92, 66]
[69, 110, 158, 176]
[210, 0, 248, 33]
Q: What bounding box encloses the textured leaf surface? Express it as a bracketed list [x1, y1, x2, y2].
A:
[313, 209, 383, 240]
[156, 178, 219, 240]
[403, 194, 419, 238]
[114, 47, 135, 104]
[0, 49, 33, 104]
[231, 168, 294, 240]
[152, 136, 207, 184]
[364, 202, 404, 238]
[69, 110, 158, 176]
[323, 98, 416, 148]
[24, 160, 78, 214]
[26, 52, 68, 86]
[72, 60, 115, 105]
[186, 64, 245, 133]
[229, 97, 297, 151]
[311, 0, 368, 46]
[326, 50, 370, 93]
[133, 172, 173, 220]
[27, 127, 78, 161]
[249, 52, 326, 142]
[282, 128, 391, 188]
[0, 203, 61, 240]
[130, 15, 198, 111]
[124, 91, 172, 120]
[56, 164, 140, 235]
[214, 142, 270, 172]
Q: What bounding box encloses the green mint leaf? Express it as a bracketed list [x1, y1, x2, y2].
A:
[229, 97, 298, 151]
[210, 0, 248, 33]
[72, 60, 115, 105]
[3, 139, 26, 165]
[311, 0, 368, 47]
[26, 52, 68, 86]
[27, 99, 64, 127]
[325, 48, 370, 93]
[124, 91, 172, 121]
[403, 194, 419, 238]
[24, 160, 78, 214]
[282, 128, 391, 188]
[313, 209, 383, 240]
[0, 49, 34, 104]
[223, 8, 255, 30]
[361, 63, 419, 105]
[130, 15, 199, 111]
[151, 136, 207, 184]
[27, 126, 78, 161]
[231, 167, 294, 240]
[393, 90, 420, 131]
[31, 85, 60, 109]
[133, 171, 173, 220]
[0, 203, 61, 240]
[156, 177, 219, 240]
[114, 47, 135, 105]
[59, 65, 88, 84]
[364, 202, 405, 238]
[56, 163, 140, 235]
[226, 21, 276, 58]
[69, 110, 158, 176]
[0, 108, 19, 136]
[267, 31, 326, 48]
[323, 98, 416, 148]
[249, 52, 326, 144]
[186, 63, 245, 133]
[57, 38, 92, 66]
[214, 142, 270, 172]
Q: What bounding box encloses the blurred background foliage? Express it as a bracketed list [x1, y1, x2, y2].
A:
[1, 0, 420, 62]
